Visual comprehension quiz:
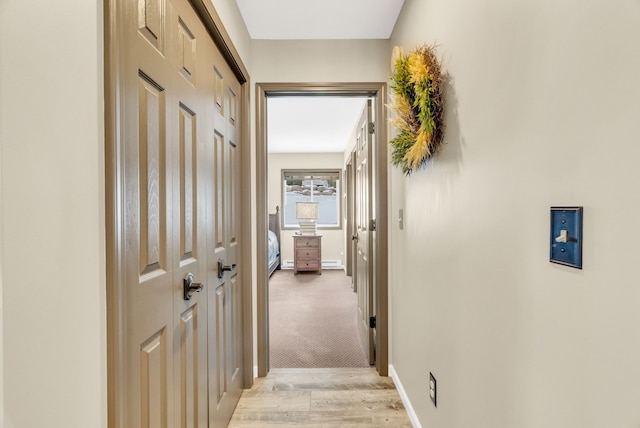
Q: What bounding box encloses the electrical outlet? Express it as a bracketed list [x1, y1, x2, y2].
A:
[429, 372, 437, 407]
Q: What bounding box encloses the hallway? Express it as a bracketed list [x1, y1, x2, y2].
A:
[228, 368, 412, 427]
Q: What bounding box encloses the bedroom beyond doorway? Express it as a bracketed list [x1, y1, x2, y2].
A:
[268, 270, 369, 368]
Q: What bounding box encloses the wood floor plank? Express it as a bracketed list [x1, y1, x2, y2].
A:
[228, 369, 412, 427]
[228, 410, 413, 427]
[234, 390, 311, 412]
[248, 372, 396, 392]
[269, 368, 378, 374]
[311, 390, 405, 412]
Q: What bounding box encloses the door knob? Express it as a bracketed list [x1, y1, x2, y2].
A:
[183, 273, 203, 301]
[217, 259, 237, 279]
[351, 234, 359, 241]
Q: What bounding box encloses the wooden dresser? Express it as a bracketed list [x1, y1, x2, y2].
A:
[293, 234, 322, 274]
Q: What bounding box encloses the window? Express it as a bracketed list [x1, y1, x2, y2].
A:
[282, 169, 341, 229]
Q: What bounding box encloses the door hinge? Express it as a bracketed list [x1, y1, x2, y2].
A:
[368, 122, 375, 134]
[368, 219, 376, 231]
[369, 316, 376, 329]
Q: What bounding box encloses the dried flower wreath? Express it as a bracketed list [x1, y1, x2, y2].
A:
[389, 45, 445, 175]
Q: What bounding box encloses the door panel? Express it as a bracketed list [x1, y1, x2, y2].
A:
[213, 132, 226, 248]
[126, 2, 176, 425]
[347, 152, 356, 284]
[355, 101, 374, 365]
[214, 283, 227, 403]
[206, 47, 244, 427]
[118, 0, 243, 426]
[173, 76, 207, 428]
[178, 19, 195, 81]
[171, 5, 209, 428]
[178, 306, 199, 428]
[178, 104, 196, 261]
[138, 0, 164, 50]
[138, 74, 166, 274]
[140, 329, 168, 428]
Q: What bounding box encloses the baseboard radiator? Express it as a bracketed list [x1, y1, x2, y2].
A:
[281, 260, 344, 270]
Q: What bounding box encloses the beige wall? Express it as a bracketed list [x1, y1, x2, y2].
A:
[0, 1, 106, 427]
[389, 0, 640, 426]
[250, 39, 390, 367]
[251, 39, 390, 83]
[268, 152, 346, 264]
[209, 0, 252, 68]
[0, 63, 4, 423]
[0, 0, 253, 426]
[8, 1, 634, 426]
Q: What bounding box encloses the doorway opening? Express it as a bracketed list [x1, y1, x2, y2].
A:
[256, 83, 389, 377]
[266, 96, 368, 368]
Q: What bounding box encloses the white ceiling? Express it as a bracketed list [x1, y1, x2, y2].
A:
[238, 1, 405, 153]
[267, 97, 367, 153]
[235, 0, 405, 40]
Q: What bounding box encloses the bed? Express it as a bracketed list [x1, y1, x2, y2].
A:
[268, 206, 282, 277]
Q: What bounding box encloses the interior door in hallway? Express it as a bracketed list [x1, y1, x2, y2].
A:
[345, 151, 356, 282]
[120, 1, 208, 425]
[355, 100, 374, 365]
[205, 44, 245, 427]
[113, 0, 243, 425]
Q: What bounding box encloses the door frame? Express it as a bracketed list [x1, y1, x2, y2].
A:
[345, 150, 355, 279]
[104, 1, 253, 426]
[255, 82, 388, 377]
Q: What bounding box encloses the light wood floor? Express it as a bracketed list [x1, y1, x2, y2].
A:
[228, 368, 413, 427]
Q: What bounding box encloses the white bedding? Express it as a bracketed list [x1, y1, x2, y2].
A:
[268, 229, 280, 266]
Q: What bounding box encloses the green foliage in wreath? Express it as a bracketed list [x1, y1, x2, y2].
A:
[389, 45, 445, 175]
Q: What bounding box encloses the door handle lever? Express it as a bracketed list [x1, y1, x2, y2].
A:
[217, 259, 237, 278]
[183, 273, 203, 301]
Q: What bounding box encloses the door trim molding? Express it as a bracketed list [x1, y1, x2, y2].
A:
[104, 2, 126, 424]
[187, 0, 248, 83]
[255, 82, 388, 377]
[105, 1, 253, 426]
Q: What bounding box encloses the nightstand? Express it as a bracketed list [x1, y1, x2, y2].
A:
[293, 234, 322, 274]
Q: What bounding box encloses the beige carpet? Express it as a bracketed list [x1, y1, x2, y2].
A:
[269, 269, 370, 368]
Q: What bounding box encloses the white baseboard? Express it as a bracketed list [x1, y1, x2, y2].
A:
[389, 364, 422, 428]
[321, 259, 344, 269]
[281, 260, 345, 270]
